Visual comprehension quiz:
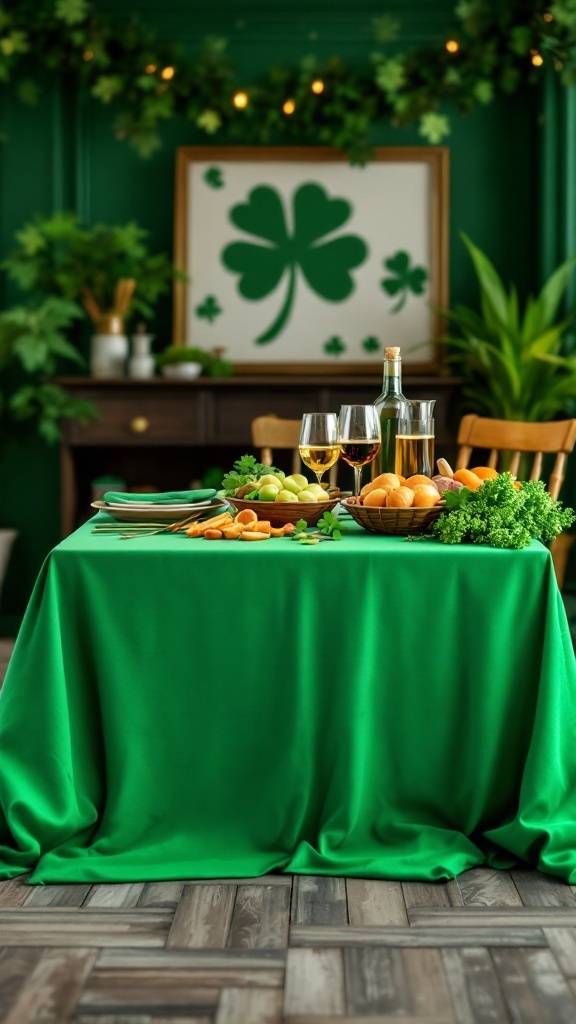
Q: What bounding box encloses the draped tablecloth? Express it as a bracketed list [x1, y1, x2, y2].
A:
[1, 517, 575, 884]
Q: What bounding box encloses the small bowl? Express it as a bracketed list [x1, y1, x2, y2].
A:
[226, 495, 341, 527]
[161, 362, 202, 379]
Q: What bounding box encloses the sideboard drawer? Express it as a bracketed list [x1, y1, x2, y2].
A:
[66, 394, 205, 445]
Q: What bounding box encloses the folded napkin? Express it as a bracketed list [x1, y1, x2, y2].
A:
[102, 489, 217, 505]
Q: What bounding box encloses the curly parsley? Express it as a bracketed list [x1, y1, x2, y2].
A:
[432, 473, 575, 549]
[221, 454, 278, 497]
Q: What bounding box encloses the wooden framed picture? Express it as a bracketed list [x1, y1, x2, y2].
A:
[173, 146, 449, 374]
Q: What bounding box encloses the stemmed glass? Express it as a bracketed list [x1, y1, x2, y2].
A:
[338, 405, 381, 496]
[298, 413, 341, 488]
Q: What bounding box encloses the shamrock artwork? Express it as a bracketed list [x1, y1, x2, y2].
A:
[177, 149, 447, 370]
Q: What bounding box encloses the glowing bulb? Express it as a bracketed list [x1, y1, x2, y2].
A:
[161, 66, 175, 80]
[83, 50, 93, 61]
[283, 99, 296, 115]
[531, 52, 544, 66]
[233, 91, 248, 109]
[145, 64, 157, 74]
[311, 79, 324, 94]
[544, 11, 553, 21]
[445, 39, 459, 53]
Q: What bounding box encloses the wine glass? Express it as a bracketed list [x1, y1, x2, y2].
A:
[298, 413, 340, 488]
[338, 405, 381, 496]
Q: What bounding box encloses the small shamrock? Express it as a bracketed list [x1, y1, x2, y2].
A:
[55, 0, 89, 24]
[204, 166, 224, 189]
[92, 76, 124, 104]
[0, 30, 29, 56]
[362, 336, 380, 353]
[474, 79, 494, 104]
[381, 251, 428, 313]
[419, 111, 450, 144]
[195, 295, 223, 323]
[222, 183, 367, 344]
[324, 336, 347, 357]
[375, 58, 406, 96]
[197, 109, 222, 135]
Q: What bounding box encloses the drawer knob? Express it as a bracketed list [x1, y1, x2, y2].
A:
[130, 416, 150, 434]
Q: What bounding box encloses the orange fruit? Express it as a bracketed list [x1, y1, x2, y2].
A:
[372, 472, 401, 490]
[386, 486, 415, 508]
[470, 466, 498, 481]
[453, 468, 483, 490]
[413, 484, 442, 506]
[363, 488, 389, 508]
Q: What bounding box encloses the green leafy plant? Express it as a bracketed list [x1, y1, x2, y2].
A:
[432, 474, 575, 548]
[0, 298, 96, 444]
[222, 183, 367, 344]
[155, 345, 233, 377]
[3, 212, 184, 325]
[221, 455, 279, 498]
[441, 235, 576, 421]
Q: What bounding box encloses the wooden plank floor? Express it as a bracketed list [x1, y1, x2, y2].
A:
[2, 642, 576, 1022]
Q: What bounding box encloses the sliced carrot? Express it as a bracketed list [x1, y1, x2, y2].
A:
[222, 525, 246, 539]
[282, 523, 296, 534]
[255, 520, 271, 535]
[186, 512, 233, 537]
[204, 529, 223, 540]
[235, 508, 258, 526]
[270, 527, 285, 537]
[240, 531, 271, 541]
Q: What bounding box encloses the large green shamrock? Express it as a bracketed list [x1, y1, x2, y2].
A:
[222, 183, 368, 344]
[381, 251, 428, 313]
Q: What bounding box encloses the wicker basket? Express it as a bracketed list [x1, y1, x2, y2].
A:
[342, 496, 445, 535]
[226, 496, 340, 527]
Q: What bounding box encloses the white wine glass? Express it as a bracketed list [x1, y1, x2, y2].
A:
[298, 413, 340, 488]
[338, 405, 381, 496]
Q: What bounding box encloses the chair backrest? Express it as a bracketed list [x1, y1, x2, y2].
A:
[251, 415, 302, 475]
[456, 414, 576, 500]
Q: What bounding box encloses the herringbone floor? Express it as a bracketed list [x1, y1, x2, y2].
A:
[2, 641, 576, 1024]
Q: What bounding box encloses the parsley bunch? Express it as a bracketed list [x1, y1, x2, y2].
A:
[221, 454, 278, 497]
[432, 473, 575, 549]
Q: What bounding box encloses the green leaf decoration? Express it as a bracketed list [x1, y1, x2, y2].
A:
[17, 78, 39, 105]
[92, 75, 124, 103]
[222, 183, 367, 345]
[362, 336, 381, 353]
[418, 112, 451, 144]
[204, 166, 224, 189]
[195, 295, 223, 323]
[0, 30, 29, 56]
[372, 15, 401, 43]
[196, 109, 222, 134]
[324, 336, 347, 356]
[474, 79, 494, 104]
[55, 0, 89, 25]
[381, 251, 428, 313]
[375, 58, 406, 96]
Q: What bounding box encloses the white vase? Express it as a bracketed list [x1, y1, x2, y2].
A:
[128, 332, 155, 380]
[0, 529, 17, 601]
[90, 333, 129, 378]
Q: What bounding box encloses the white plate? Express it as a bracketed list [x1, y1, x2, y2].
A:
[103, 499, 215, 511]
[91, 498, 228, 523]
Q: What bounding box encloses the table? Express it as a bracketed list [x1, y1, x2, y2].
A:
[1, 518, 576, 884]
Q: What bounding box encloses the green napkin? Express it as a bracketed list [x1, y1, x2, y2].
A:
[103, 489, 217, 505]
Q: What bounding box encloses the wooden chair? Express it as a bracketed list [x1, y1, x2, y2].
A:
[251, 414, 338, 488]
[456, 414, 576, 588]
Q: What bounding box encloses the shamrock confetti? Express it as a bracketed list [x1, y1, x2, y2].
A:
[324, 336, 347, 357]
[222, 183, 367, 344]
[195, 295, 223, 322]
[381, 251, 428, 313]
[418, 111, 450, 144]
[362, 336, 381, 353]
[204, 166, 224, 189]
[197, 110, 222, 135]
[55, 0, 88, 24]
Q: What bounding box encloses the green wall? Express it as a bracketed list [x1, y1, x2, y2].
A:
[0, 1, 543, 623]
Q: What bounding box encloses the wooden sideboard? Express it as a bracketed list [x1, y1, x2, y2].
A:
[58, 375, 463, 535]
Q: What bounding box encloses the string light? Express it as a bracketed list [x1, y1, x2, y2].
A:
[445, 39, 459, 53]
[531, 52, 544, 66]
[283, 99, 296, 115]
[82, 50, 93, 61]
[543, 11, 553, 21]
[161, 66, 175, 80]
[233, 91, 248, 108]
[145, 64, 156, 74]
[311, 79, 324, 94]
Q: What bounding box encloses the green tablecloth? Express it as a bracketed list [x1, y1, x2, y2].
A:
[1, 517, 575, 884]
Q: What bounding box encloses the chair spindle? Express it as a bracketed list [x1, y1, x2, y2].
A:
[509, 451, 521, 478]
[530, 452, 543, 482]
[549, 452, 566, 501]
[488, 449, 498, 469]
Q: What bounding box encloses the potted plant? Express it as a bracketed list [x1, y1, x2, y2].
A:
[0, 296, 96, 596]
[156, 344, 233, 378]
[3, 212, 185, 376]
[441, 235, 576, 421]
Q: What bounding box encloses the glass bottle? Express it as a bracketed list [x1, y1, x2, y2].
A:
[373, 346, 410, 476]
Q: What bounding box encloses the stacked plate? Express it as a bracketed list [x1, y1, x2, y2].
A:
[91, 497, 228, 523]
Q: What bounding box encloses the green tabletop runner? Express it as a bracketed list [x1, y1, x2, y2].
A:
[1, 517, 576, 884]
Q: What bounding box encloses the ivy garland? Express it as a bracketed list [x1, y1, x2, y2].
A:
[1, 1, 576, 162]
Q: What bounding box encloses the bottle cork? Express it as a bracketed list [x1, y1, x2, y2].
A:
[385, 347, 400, 358]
